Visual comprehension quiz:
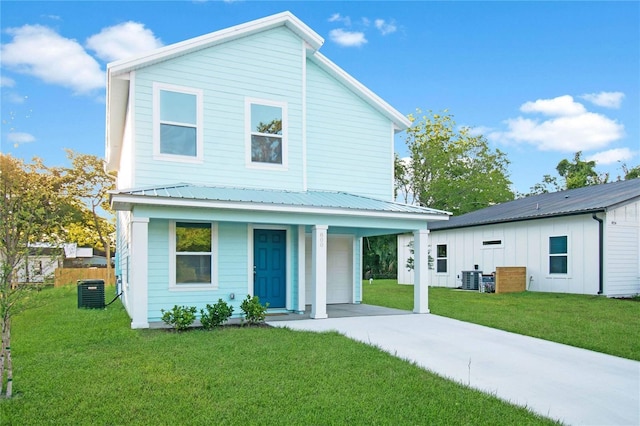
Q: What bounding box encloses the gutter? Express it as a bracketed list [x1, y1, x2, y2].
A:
[591, 212, 604, 295]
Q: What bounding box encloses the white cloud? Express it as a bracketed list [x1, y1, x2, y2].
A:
[520, 95, 586, 116]
[489, 95, 625, 153]
[6, 93, 27, 104]
[580, 91, 625, 109]
[328, 13, 351, 26]
[7, 132, 35, 145]
[329, 29, 367, 47]
[1, 25, 104, 94]
[587, 148, 635, 165]
[374, 19, 397, 35]
[1, 76, 15, 87]
[86, 21, 163, 63]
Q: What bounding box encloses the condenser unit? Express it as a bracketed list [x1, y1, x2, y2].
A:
[461, 271, 482, 290]
[77, 279, 105, 309]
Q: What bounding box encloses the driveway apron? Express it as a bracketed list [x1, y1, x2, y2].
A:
[269, 313, 640, 426]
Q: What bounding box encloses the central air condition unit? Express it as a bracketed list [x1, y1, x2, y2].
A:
[461, 271, 482, 290]
[77, 279, 105, 309]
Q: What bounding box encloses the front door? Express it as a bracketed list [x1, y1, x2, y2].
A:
[253, 229, 286, 308]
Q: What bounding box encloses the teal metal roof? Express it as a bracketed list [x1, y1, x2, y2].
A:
[111, 183, 449, 216]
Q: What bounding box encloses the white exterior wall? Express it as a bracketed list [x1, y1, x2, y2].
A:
[426, 214, 602, 295]
[397, 233, 414, 285]
[604, 200, 640, 296]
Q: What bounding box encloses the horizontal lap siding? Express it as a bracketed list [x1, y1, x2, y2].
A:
[306, 61, 393, 200]
[605, 201, 640, 296]
[146, 220, 250, 322]
[132, 27, 304, 191]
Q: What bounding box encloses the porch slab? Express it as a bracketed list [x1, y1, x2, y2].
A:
[265, 304, 411, 322]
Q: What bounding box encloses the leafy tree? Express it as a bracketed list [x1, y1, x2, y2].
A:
[61, 150, 115, 281]
[398, 110, 514, 216]
[557, 151, 608, 189]
[0, 154, 66, 398]
[363, 235, 397, 279]
[527, 151, 611, 195]
[621, 163, 640, 180]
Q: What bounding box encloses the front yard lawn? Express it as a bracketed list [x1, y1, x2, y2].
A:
[363, 279, 640, 361]
[0, 285, 556, 425]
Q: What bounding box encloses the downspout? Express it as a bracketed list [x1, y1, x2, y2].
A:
[591, 213, 604, 295]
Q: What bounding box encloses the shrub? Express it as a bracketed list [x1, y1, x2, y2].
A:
[200, 299, 234, 330]
[161, 305, 197, 331]
[240, 295, 269, 326]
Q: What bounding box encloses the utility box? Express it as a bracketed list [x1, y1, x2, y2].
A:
[77, 279, 105, 309]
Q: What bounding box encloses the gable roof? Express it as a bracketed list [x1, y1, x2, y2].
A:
[110, 184, 450, 222]
[428, 179, 640, 231]
[105, 11, 411, 171]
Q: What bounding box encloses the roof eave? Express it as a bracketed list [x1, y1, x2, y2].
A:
[110, 193, 449, 222]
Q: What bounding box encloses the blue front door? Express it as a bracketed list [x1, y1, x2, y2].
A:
[253, 229, 286, 308]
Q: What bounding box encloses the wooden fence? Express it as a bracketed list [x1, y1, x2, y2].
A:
[54, 268, 115, 287]
[495, 267, 526, 293]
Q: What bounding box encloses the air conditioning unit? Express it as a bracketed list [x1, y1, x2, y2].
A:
[77, 279, 105, 309]
[461, 271, 482, 290]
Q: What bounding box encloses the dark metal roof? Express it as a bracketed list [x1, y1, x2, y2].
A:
[111, 183, 450, 216]
[428, 179, 640, 231]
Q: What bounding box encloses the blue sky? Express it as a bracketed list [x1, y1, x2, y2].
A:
[1, 1, 638, 195]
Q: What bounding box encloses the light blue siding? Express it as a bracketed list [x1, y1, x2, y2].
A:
[306, 61, 394, 200]
[132, 27, 304, 191]
[146, 219, 254, 322]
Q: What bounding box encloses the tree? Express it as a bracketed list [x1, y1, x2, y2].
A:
[556, 151, 608, 189]
[398, 110, 514, 215]
[621, 163, 640, 180]
[527, 151, 611, 195]
[362, 235, 397, 279]
[0, 154, 65, 398]
[62, 150, 116, 283]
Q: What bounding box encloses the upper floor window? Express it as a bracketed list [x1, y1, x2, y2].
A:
[246, 98, 287, 169]
[154, 83, 203, 162]
[549, 235, 568, 274]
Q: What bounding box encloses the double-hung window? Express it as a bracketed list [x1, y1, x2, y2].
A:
[154, 83, 203, 162]
[436, 244, 448, 273]
[171, 222, 217, 289]
[246, 98, 287, 168]
[549, 235, 568, 274]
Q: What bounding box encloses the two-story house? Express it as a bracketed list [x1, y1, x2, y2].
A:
[106, 12, 448, 329]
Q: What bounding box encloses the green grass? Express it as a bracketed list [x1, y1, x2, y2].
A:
[0, 286, 557, 425]
[363, 279, 640, 361]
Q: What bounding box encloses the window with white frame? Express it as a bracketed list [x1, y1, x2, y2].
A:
[436, 244, 447, 273]
[549, 235, 568, 274]
[246, 99, 286, 167]
[172, 222, 215, 286]
[154, 83, 203, 161]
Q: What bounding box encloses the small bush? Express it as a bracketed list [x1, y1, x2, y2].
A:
[240, 295, 269, 326]
[200, 299, 234, 330]
[161, 305, 197, 331]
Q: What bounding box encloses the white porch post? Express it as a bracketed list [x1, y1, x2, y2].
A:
[413, 229, 430, 314]
[297, 225, 306, 314]
[130, 216, 149, 329]
[311, 225, 328, 319]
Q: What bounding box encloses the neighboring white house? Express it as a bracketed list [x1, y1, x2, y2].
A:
[399, 179, 640, 297]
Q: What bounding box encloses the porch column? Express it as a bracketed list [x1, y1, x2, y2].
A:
[130, 216, 149, 329]
[311, 225, 328, 319]
[413, 229, 430, 314]
[297, 225, 306, 314]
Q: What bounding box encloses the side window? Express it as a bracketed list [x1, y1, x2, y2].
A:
[549, 236, 568, 274]
[171, 222, 217, 288]
[246, 99, 287, 168]
[436, 244, 447, 273]
[154, 83, 203, 162]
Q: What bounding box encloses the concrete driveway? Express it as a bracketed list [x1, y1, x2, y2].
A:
[269, 312, 640, 426]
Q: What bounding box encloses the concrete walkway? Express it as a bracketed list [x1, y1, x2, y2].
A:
[268, 312, 640, 426]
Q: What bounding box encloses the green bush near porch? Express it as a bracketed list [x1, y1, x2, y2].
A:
[0, 285, 556, 425]
[363, 279, 640, 361]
